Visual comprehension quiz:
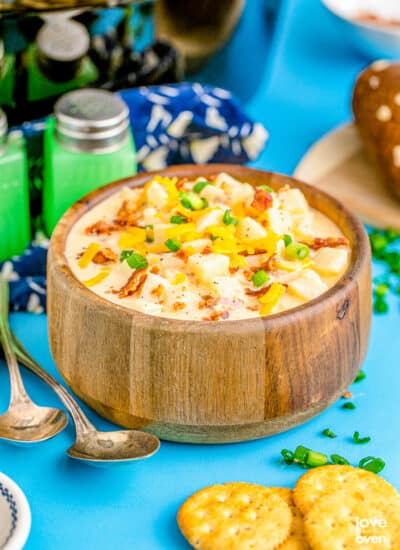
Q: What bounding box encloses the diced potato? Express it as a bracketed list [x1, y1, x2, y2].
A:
[288, 270, 328, 301]
[313, 248, 349, 276]
[152, 223, 175, 245]
[187, 253, 230, 285]
[267, 208, 292, 234]
[210, 276, 244, 299]
[293, 213, 315, 239]
[141, 206, 158, 226]
[146, 181, 169, 208]
[196, 208, 224, 233]
[182, 239, 210, 253]
[200, 185, 226, 203]
[229, 183, 254, 204]
[236, 217, 267, 240]
[279, 189, 309, 216]
[214, 172, 242, 190]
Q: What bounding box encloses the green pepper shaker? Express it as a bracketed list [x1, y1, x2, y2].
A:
[0, 109, 31, 261]
[43, 89, 137, 235]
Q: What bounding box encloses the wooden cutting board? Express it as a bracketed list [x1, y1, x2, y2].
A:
[295, 123, 400, 230]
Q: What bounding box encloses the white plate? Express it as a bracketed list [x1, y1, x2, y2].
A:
[321, 0, 400, 59]
[0, 473, 31, 550]
[295, 122, 400, 231]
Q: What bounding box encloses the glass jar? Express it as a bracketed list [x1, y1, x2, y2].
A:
[0, 109, 31, 261]
[43, 88, 137, 235]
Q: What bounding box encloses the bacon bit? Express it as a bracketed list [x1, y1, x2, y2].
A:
[176, 178, 188, 190]
[151, 284, 164, 298]
[243, 270, 254, 281]
[114, 268, 147, 298]
[85, 220, 119, 235]
[303, 237, 350, 251]
[202, 310, 229, 321]
[150, 265, 161, 274]
[92, 248, 117, 265]
[173, 301, 186, 311]
[247, 305, 259, 311]
[342, 390, 353, 399]
[198, 294, 218, 309]
[115, 199, 141, 227]
[229, 266, 240, 274]
[202, 246, 212, 255]
[245, 284, 272, 298]
[175, 249, 188, 261]
[245, 282, 288, 298]
[260, 253, 277, 272]
[239, 248, 268, 257]
[251, 187, 273, 212]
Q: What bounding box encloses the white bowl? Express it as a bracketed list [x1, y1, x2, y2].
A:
[0, 473, 31, 550]
[321, 0, 400, 59]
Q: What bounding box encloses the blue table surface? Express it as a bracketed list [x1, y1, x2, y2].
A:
[2, 1, 399, 549]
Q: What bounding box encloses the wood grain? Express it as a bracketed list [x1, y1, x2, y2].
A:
[295, 123, 400, 231]
[47, 164, 372, 443]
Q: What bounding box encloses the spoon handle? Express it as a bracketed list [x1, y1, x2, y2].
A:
[0, 278, 95, 436]
[12, 337, 97, 436]
[0, 278, 31, 405]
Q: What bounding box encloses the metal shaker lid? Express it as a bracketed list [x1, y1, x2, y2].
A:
[37, 19, 90, 63]
[54, 89, 130, 153]
[0, 109, 7, 152]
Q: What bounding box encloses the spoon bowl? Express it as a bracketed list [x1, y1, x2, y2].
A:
[67, 429, 160, 465]
[0, 403, 68, 444]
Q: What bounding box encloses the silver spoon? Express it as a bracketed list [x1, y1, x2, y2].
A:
[0, 282, 160, 465]
[0, 278, 68, 443]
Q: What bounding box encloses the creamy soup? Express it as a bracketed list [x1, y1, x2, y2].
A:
[65, 173, 351, 321]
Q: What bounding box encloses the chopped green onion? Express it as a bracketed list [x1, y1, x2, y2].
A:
[307, 450, 329, 468]
[179, 191, 208, 210]
[354, 370, 366, 383]
[342, 402, 356, 410]
[294, 445, 310, 465]
[193, 180, 212, 194]
[359, 456, 385, 474]
[165, 238, 181, 252]
[126, 252, 148, 270]
[120, 250, 133, 262]
[283, 234, 293, 247]
[210, 235, 218, 241]
[384, 229, 400, 243]
[252, 269, 269, 288]
[322, 428, 337, 439]
[374, 297, 389, 314]
[222, 209, 238, 226]
[258, 185, 273, 193]
[170, 215, 188, 225]
[145, 224, 154, 243]
[374, 283, 389, 297]
[353, 431, 371, 445]
[330, 454, 350, 465]
[281, 449, 295, 465]
[285, 242, 310, 261]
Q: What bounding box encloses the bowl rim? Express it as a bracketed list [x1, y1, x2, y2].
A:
[50, 164, 370, 333]
[321, 0, 400, 36]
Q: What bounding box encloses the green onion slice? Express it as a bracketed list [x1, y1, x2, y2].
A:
[285, 242, 310, 261]
[353, 431, 371, 445]
[193, 180, 212, 194]
[251, 269, 269, 288]
[165, 238, 181, 252]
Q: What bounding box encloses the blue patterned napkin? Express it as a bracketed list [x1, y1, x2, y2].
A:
[1, 82, 268, 312]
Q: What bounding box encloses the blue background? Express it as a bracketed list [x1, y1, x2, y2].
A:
[1, 1, 399, 548]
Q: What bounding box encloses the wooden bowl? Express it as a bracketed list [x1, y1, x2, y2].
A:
[47, 164, 371, 444]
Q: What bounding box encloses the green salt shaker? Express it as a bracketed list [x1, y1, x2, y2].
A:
[0, 109, 31, 261]
[43, 89, 137, 235]
[26, 20, 98, 103]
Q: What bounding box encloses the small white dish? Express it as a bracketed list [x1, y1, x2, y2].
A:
[321, 0, 400, 59]
[0, 473, 31, 550]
